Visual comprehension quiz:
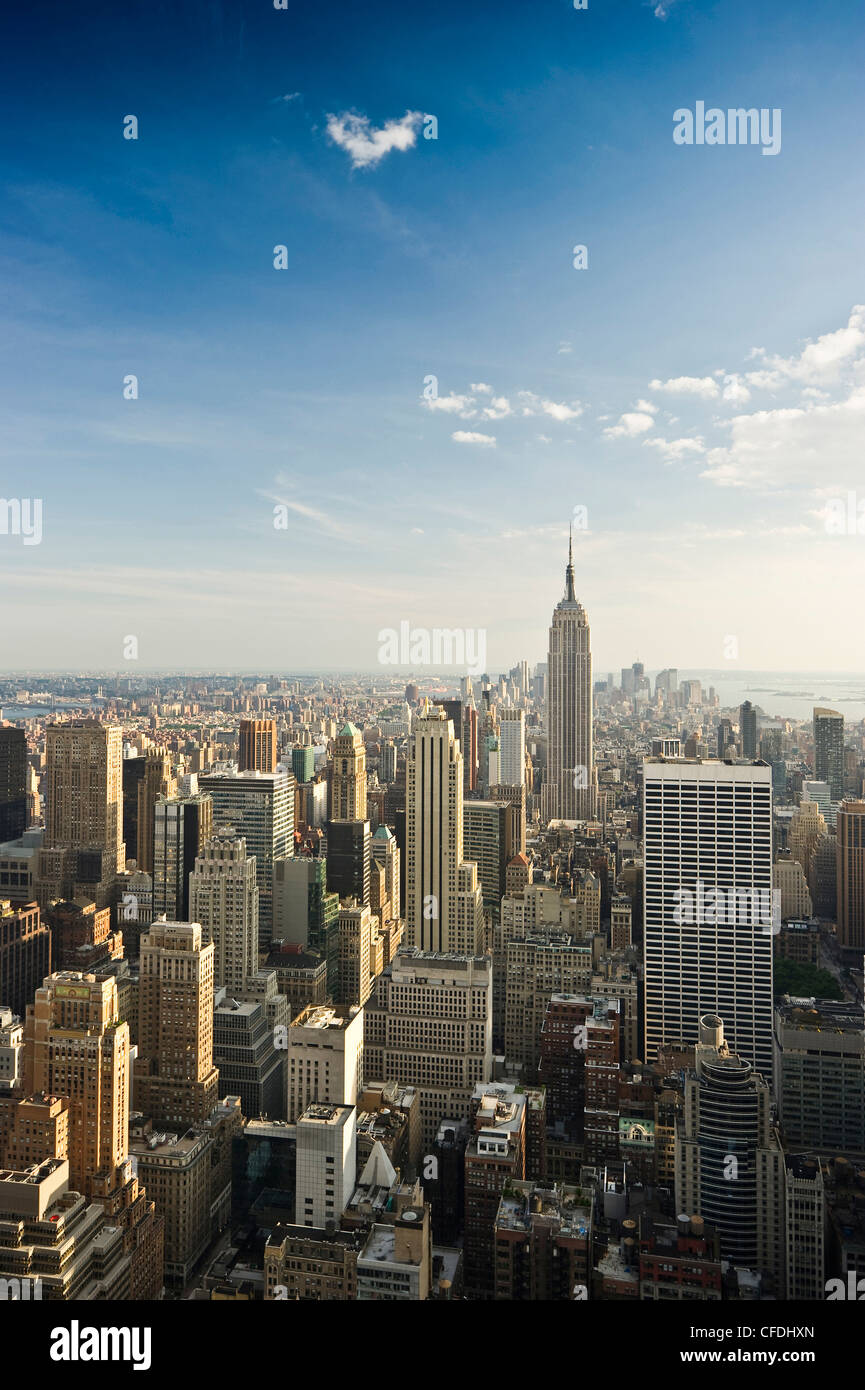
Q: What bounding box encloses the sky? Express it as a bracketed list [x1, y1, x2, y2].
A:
[1, 0, 864, 674]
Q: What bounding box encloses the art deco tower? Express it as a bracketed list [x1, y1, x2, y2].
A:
[406, 706, 484, 955]
[331, 722, 367, 821]
[542, 530, 593, 821]
[23, 971, 129, 1195]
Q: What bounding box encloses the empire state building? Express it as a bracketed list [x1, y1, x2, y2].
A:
[542, 530, 594, 821]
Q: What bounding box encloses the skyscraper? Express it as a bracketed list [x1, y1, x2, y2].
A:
[542, 531, 593, 822]
[643, 756, 774, 1083]
[405, 706, 484, 955]
[717, 718, 734, 759]
[23, 971, 129, 1197]
[836, 800, 865, 953]
[45, 721, 124, 858]
[238, 718, 277, 774]
[814, 707, 844, 800]
[364, 949, 493, 1146]
[152, 793, 213, 922]
[0, 727, 27, 842]
[44, 721, 125, 902]
[199, 768, 294, 948]
[774, 996, 865, 1152]
[739, 701, 757, 759]
[189, 828, 259, 996]
[0, 900, 50, 1019]
[498, 708, 526, 787]
[135, 750, 176, 872]
[675, 1015, 784, 1293]
[291, 745, 315, 784]
[326, 820, 371, 906]
[370, 824, 400, 921]
[121, 753, 148, 866]
[133, 920, 219, 1127]
[273, 856, 339, 993]
[463, 800, 509, 927]
[331, 723, 366, 821]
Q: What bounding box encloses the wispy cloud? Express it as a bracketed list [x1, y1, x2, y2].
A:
[649, 375, 720, 400]
[422, 383, 581, 427]
[261, 485, 350, 538]
[518, 391, 583, 422]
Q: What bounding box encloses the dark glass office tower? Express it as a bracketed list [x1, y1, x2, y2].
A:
[326, 819, 370, 906]
[0, 728, 27, 842]
[814, 706, 844, 800]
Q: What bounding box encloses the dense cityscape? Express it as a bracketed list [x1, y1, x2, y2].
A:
[2, 0, 862, 1365]
[0, 534, 863, 1322]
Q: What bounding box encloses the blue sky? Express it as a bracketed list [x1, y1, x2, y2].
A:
[1, 0, 864, 673]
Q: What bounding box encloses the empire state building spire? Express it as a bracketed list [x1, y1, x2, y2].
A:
[564, 523, 576, 602]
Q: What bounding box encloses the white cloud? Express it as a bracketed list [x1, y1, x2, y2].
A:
[649, 375, 720, 400]
[423, 391, 476, 417]
[557, 342, 573, 355]
[604, 411, 655, 439]
[518, 391, 583, 422]
[633, 399, 658, 414]
[272, 92, 301, 104]
[470, 382, 493, 394]
[326, 109, 423, 169]
[541, 399, 582, 422]
[739, 310, 865, 393]
[452, 430, 496, 447]
[700, 385, 865, 489]
[482, 396, 512, 420]
[644, 435, 706, 461]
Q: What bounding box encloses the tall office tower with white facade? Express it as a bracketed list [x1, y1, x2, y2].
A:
[498, 708, 526, 787]
[643, 756, 774, 1085]
[405, 705, 484, 955]
[542, 530, 593, 822]
[189, 827, 259, 997]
